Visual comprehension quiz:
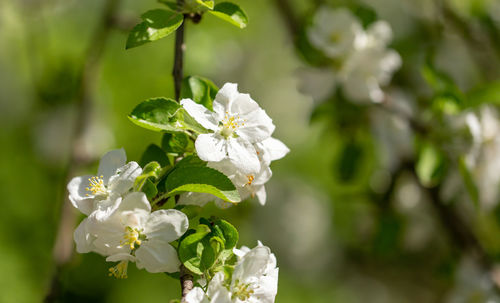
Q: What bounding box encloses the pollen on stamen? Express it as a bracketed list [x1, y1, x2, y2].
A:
[86, 175, 107, 196]
[109, 260, 129, 279]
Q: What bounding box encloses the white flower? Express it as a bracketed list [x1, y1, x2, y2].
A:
[67, 148, 142, 215]
[187, 242, 278, 303]
[307, 6, 363, 58]
[74, 192, 189, 277]
[254, 137, 290, 166]
[339, 21, 401, 103]
[181, 83, 275, 174]
[465, 105, 500, 209]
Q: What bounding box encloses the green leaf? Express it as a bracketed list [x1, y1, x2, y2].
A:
[415, 142, 446, 187]
[336, 141, 364, 183]
[140, 144, 170, 167]
[214, 219, 238, 249]
[208, 2, 248, 29]
[158, 0, 179, 11]
[179, 109, 210, 134]
[126, 9, 184, 49]
[178, 225, 212, 275]
[134, 161, 162, 191]
[129, 97, 183, 132]
[181, 76, 218, 110]
[466, 81, 500, 108]
[162, 133, 194, 154]
[175, 205, 203, 219]
[458, 156, 479, 207]
[164, 166, 240, 202]
[142, 179, 158, 200]
[195, 0, 214, 10]
[175, 155, 206, 168]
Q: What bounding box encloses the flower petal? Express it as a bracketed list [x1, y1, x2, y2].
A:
[98, 148, 127, 184]
[181, 99, 219, 131]
[115, 192, 151, 213]
[74, 219, 94, 253]
[177, 192, 215, 207]
[195, 133, 227, 162]
[135, 239, 180, 273]
[213, 83, 239, 118]
[233, 245, 271, 283]
[236, 108, 275, 143]
[228, 92, 260, 116]
[106, 253, 136, 262]
[255, 185, 267, 206]
[108, 161, 142, 195]
[144, 209, 189, 243]
[185, 287, 209, 303]
[227, 138, 260, 174]
[67, 175, 95, 215]
[257, 137, 290, 164]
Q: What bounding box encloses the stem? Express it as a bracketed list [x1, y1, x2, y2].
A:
[173, 1, 186, 101]
[44, 0, 121, 301]
[172, 1, 194, 301]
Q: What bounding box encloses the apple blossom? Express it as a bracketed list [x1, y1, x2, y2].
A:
[67, 148, 142, 215]
[181, 83, 275, 174]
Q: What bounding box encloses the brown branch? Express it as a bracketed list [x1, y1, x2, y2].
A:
[180, 265, 194, 303]
[44, 0, 122, 301]
[173, 0, 187, 101]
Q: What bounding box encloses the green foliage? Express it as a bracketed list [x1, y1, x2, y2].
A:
[129, 97, 182, 132]
[140, 144, 170, 167]
[458, 156, 479, 207]
[415, 141, 446, 187]
[208, 2, 248, 29]
[178, 218, 239, 275]
[335, 141, 364, 183]
[134, 161, 162, 191]
[126, 9, 184, 49]
[164, 166, 241, 202]
[162, 133, 194, 155]
[181, 76, 218, 110]
[175, 205, 203, 219]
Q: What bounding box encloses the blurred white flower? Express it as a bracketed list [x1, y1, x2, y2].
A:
[465, 105, 500, 209]
[189, 242, 278, 303]
[74, 192, 188, 278]
[307, 7, 363, 58]
[67, 148, 142, 215]
[181, 83, 275, 174]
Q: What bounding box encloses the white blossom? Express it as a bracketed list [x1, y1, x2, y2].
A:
[67, 148, 142, 215]
[188, 242, 278, 303]
[307, 6, 363, 59]
[181, 83, 275, 174]
[74, 192, 189, 277]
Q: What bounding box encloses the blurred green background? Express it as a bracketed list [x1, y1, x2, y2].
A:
[2, 0, 500, 302]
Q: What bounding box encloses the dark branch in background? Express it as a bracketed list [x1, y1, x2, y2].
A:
[172, 1, 194, 302]
[274, 0, 500, 291]
[44, 0, 122, 301]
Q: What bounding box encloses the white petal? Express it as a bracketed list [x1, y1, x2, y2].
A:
[229, 92, 260, 116]
[195, 133, 227, 162]
[108, 161, 142, 195]
[213, 83, 239, 117]
[67, 175, 95, 215]
[227, 138, 260, 174]
[135, 239, 180, 273]
[74, 219, 93, 253]
[98, 148, 127, 184]
[185, 287, 209, 303]
[106, 253, 136, 262]
[367, 20, 393, 46]
[181, 99, 219, 131]
[116, 192, 151, 213]
[144, 209, 189, 243]
[258, 137, 290, 163]
[237, 108, 275, 143]
[177, 192, 214, 206]
[233, 246, 271, 283]
[255, 185, 267, 206]
[214, 199, 234, 209]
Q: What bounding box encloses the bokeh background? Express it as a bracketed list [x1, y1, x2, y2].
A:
[2, 0, 500, 302]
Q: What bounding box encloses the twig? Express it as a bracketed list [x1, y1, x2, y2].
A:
[180, 265, 194, 303]
[173, 0, 186, 101]
[44, 0, 122, 301]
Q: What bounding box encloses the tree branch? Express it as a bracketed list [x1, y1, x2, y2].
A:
[44, 0, 121, 301]
[173, 1, 186, 101]
[180, 265, 194, 303]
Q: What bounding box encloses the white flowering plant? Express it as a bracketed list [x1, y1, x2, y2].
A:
[67, 2, 286, 302]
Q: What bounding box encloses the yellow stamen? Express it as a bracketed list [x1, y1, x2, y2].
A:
[232, 280, 255, 301]
[120, 226, 143, 251]
[247, 175, 255, 186]
[85, 175, 107, 196]
[108, 260, 129, 279]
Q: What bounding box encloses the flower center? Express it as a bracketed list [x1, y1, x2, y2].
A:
[109, 260, 129, 279]
[330, 32, 341, 44]
[246, 175, 255, 186]
[86, 175, 108, 197]
[232, 280, 255, 301]
[220, 112, 245, 138]
[121, 226, 145, 251]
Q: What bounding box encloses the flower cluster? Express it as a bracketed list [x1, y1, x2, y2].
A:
[304, 6, 401, 103]
[69, 149, 189, 278]
[186, 242, 278, 303]
[180, 83, 289, 206]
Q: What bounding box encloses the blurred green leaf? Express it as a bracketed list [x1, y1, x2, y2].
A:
[195, 0, 214, 10]
[466, 81, 500, 108]
[208, 2, 248, 29]
[134, 161, 162, 191]
[458, 156, 479, 207]
[139, 144, 169, 167]
[129, 97, 182, 132]
[164, 166, 240, 202]
[181, 76, 218, 110]
[336, 141, 364, 183]
[126, 9, 184, 49]
[158, 0, 179, 11]
[416, 142, 446, 187]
